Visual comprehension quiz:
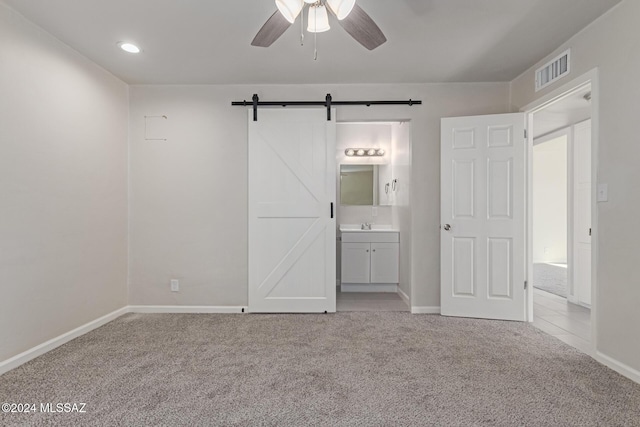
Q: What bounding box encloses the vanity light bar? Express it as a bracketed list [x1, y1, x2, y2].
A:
[345, 148, 385, 157]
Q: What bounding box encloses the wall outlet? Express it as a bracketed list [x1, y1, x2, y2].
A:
[170, 279, 179, 292]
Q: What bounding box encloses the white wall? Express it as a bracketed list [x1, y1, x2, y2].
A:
[533, 135, 568, 263]
[510, 0, 640, 373]
[0, 4, 129, 361]
[129, 83, 510, 308]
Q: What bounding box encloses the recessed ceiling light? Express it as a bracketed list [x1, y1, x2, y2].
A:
[117, 42, 140, 54]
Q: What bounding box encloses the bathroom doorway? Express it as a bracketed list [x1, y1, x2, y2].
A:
[528, 80, 594, 354]
[335, 121, 412, 312]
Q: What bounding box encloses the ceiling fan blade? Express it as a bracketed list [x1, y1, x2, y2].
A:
[336, 4, 387, 50]
[251, 11, 292, 47]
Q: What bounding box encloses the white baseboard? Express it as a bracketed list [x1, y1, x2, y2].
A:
[397, 287, 410, 306]
[595, 351, 640, 385]
[341, 283, 397, 293]
[0, 306, 129, 376]
[411, 306, 441, 314]
[128, 305, 247, 314]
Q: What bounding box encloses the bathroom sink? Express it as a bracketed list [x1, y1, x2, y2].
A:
[339, 224, 399, 233]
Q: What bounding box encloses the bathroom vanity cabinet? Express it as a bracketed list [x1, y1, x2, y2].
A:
[340, 231, 399, 292]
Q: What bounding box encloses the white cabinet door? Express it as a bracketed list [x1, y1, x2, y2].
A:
[370, 242, 399, 283]
[441, 113, 526, 321]
[342, 243, 371, 283]
[248, 108, 336, 313]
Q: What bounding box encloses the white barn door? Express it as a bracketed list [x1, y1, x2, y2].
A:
[441, 113, 526, 321]
[248, 109, 336, 313]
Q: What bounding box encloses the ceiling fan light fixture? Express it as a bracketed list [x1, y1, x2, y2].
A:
[275, 0, 304, 24]
[326, 0, 355, 20]
[307, 5, 331, 33]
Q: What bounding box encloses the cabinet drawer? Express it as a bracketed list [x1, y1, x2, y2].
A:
[341, 232, 399, 243]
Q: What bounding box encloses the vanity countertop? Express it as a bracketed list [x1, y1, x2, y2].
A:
[339, 224, 400, 233]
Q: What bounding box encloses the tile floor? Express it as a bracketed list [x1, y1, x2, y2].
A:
[532, 288, 592, 354]
[336, 290, 409, 312]
[336, 288, 592, 355]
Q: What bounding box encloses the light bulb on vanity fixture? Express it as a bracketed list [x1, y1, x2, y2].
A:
[344, 148, 386, 157]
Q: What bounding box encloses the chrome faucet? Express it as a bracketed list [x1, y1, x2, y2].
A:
[361, 222, 372, 230]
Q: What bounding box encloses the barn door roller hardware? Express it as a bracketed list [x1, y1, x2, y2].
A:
[232, 94, 422, 121]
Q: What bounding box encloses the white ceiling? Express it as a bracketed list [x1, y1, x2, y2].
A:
[3, 0, 621, 85]
[533, 85, 592, 138]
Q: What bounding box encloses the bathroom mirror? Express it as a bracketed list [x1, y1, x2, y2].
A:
[340, 164, 393, 206]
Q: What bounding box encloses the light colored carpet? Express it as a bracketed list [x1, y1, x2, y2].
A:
[534, 263, 568, 297]
[1, 313, 639, 426]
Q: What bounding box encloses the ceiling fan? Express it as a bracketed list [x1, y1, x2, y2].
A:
[251, 0, 387, 51]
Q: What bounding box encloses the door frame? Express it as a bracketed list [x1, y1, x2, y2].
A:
[521, 68, 599, 354]
[335, 119, 414, 309]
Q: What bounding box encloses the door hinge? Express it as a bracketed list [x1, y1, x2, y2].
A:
[589, 228, 592, 236]
[524, 280, 528, 289]
[524, 129, 528, 139]
[330, 202, 334, 219]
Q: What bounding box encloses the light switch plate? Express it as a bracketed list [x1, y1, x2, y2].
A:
[597, 184, 608, 202]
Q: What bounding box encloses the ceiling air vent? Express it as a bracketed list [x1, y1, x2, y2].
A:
[535, 49, 570, 92]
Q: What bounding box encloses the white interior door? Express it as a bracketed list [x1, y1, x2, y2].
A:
[441, 113, 526, 321]
[248, 108, 336, 313]
[573, 119, 592, 306]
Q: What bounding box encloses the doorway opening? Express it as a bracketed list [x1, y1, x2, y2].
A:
[335, 121, 412, 312]
[528, 80, 594, 354]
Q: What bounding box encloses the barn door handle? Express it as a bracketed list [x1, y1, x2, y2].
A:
[330, 202, 334, 219]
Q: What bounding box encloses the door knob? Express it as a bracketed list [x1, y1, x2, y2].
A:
[443, 224, 451, 231]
